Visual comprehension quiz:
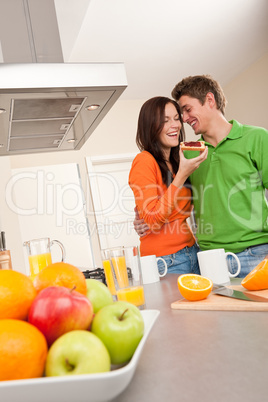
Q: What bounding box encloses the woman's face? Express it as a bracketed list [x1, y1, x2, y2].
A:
[158, 103, 182, 155]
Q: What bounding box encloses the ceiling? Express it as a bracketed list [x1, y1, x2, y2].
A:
[55, 0, 268, 100]
[1, 0, 268, 101]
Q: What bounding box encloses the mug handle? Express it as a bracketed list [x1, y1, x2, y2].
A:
[225, 252, 241, 277]
[156, 257, 168, 277]
[50, 240, 66, 262]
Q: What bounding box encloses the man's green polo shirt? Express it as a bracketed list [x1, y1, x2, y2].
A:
[185, 120, 268, 253]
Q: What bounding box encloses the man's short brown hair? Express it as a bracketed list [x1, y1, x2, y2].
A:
[171, 74, 227, 115]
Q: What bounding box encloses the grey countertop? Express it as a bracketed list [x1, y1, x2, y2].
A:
[115, 274, 268, 402]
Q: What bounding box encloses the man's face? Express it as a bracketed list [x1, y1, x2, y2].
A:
[178, 95, 210, 135]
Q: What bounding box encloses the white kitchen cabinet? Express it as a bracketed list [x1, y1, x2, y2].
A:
[85, 153, 139, 251]
[10, 163, 94, 274]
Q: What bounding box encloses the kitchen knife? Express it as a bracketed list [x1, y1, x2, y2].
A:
[212, 285, 268, 302]
[1, 232, 6, 250]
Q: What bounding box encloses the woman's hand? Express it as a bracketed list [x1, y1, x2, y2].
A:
[133, 148, 208, 235]
[173, 147, 208, 187]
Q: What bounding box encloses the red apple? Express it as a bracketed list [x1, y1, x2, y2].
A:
[28, 286, 93, 346]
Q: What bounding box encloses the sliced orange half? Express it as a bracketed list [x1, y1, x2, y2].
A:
[178, 274, 213, 301]
[241, 259, 268, 291]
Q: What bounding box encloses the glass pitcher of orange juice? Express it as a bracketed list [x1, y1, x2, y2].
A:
[23, 237, 65, 280]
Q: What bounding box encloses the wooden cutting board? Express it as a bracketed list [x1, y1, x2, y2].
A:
[171, 285, 268, 311]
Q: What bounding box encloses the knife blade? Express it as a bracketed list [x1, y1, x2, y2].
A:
[1, 232, 6, 250]
[212, 285, 268, 302]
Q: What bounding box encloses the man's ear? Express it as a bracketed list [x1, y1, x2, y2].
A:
[206, 92, 216, 108]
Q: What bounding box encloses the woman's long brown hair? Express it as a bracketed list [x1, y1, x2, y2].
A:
[136, 96, 185, 186]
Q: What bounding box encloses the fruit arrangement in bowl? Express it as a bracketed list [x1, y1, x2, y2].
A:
[0, 262, 159, 402]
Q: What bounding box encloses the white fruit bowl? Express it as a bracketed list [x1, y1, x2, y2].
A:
[0, 309, 160, 402]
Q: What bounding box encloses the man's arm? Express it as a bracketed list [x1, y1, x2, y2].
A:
[133, 207, 150, 237]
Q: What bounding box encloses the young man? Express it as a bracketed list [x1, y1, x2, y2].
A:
[134, 75, 268, 277]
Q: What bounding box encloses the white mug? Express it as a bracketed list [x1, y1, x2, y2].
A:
[197, 248, 241, 285]
[140, 255, 168, 284]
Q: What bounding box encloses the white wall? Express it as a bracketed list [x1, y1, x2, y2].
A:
[4, 54, 268, 271]
[224, 53, 268, 128]
[0, 157, 25, 272]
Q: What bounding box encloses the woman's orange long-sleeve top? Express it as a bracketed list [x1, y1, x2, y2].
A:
[129, 151, 195, 257]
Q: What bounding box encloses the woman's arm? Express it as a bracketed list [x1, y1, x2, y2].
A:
[133, 147, 208, 237]
[129, 149, 208, 231]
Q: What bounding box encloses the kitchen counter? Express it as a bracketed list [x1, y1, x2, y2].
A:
[115, 274, 268, 402]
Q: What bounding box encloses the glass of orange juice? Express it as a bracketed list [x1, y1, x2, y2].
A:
[101, 250, 117, 297]
[23, 238, 66, 280]
[102, 246, 145, 309]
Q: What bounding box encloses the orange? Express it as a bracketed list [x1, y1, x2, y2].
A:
[0, 319, 48, 381]
[0, 270, 37, 320]
[241, 259, 268, 290]
[33, 261, 87, 295]
[178, 274, 213, 301]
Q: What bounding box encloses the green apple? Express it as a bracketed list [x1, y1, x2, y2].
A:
[45, 330, 111, 376]
[86, 278, 113, 313]
[91, 301, 144, 365]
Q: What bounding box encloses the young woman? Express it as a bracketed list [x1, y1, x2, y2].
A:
[129, 96, 208, 274]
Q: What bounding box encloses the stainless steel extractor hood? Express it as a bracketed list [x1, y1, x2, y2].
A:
[0, 63, 127, 156]
[0, 0, 127, 156]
